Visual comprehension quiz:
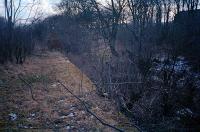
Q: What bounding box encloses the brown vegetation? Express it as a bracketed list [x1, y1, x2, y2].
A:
[0, 51, 137, 131]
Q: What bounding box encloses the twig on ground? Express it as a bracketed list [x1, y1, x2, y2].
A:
[18, 74, 38, 102]
[93, 82, 143, 85]
[57, 80, 125, 132]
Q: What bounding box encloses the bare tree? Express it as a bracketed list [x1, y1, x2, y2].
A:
[1, 0, 42, 63]
[91, 0, 126, 56]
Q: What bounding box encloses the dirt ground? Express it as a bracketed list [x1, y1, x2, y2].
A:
[0, 51, 137, 132]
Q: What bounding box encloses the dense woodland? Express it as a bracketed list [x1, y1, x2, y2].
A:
[0, 0, 200, 131]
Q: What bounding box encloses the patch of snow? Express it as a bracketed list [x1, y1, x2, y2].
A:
[103, 93, 109, 97]
[9, 113, 17, 121]
[66, 126, 71, 130]
[173, 57, 190, 72]
[177, 56, 185, 60]
[81, 111, 85, 114]
[30, 113, 36, 117]
[70, 107, 75, 111]
[155, 56, 190, 72]
[52, 83, 57, 87]
[58, 100, 64, 103]
[60, 116, 68, 119]
[151, 75, 162, 82]
[67, 113, 75, 117]
[95, 107, 100, 110]
[176, 108, 193, 116]
[18, 124, 29, 128]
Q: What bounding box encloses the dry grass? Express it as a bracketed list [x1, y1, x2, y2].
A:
[0, 51, 137, 132]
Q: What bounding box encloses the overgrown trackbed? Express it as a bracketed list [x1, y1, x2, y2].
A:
[0, 51, 138, 131]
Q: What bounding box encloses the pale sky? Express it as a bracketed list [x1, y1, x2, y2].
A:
[0, 0, 61, 19]
[0, 0, 107, 22]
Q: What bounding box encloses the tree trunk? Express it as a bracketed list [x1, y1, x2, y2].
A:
[109, 39, 119, 57]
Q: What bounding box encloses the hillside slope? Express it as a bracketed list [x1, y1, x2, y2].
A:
[0, 51, 137, 131]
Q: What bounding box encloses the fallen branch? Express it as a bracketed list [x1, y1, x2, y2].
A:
[93, 81, 143, 85]
[18, 74, 38, 102]
[57, 80, 125, 132]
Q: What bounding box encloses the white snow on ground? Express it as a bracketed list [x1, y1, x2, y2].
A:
[9, 113, 17, 121]
[152, 56, 200, 89]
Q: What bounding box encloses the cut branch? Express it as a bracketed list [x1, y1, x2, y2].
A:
[18, 74, 38, 102]
[57, 80, 125, 132]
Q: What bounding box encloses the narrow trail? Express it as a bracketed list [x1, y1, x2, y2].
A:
[0, 51, 138, 131]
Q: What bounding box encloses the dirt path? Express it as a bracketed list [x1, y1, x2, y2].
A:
[0, 51, 137, 131]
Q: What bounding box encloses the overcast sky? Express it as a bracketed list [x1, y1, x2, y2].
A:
[0, 0, 107, 22]
[0, 0, 61, 19]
